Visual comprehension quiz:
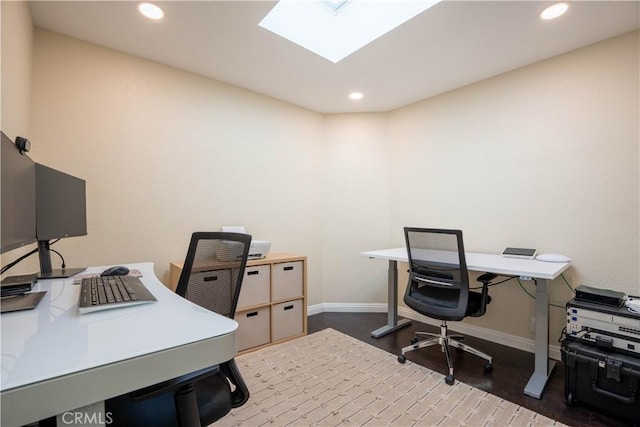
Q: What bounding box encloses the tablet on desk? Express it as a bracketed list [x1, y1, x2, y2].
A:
[502, 247, 537, 259]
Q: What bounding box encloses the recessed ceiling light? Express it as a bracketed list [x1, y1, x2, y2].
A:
[138, 2, 164, 20]
[349, 92, 364, 100]
[260, 0, 441, 63]
[540, 2, 569, 20]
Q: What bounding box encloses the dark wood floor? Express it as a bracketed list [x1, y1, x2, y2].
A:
[308, 312, 633, 427]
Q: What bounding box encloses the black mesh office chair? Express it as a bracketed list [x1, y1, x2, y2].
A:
[106, 232, 252, 427]
[397, 227, 496, 385]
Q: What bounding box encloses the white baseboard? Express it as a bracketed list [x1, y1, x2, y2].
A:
[308, 302, 561, 361]
[307, 302, 387, 316]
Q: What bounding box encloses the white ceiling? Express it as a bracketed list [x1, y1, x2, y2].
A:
[29, 1, 639, 114]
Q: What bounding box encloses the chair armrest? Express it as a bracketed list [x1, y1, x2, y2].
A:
[220, 359, 250, 408]
[477, 272, 498, 284]
[471, 272, 497, 317]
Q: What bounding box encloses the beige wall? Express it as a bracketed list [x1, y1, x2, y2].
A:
[322, 114, 390, 304]
[387, 31, 639, 340]
[1, 1, 37, 274]
[1, 1, 32, 137]
[28, 30, 326, 304]
[2, 12, 637, 347]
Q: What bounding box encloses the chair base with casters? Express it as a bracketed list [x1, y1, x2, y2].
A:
[397, 271, 497, 385]
[397, 320, 493, 385]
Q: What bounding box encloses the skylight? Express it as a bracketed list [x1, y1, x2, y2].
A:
[259, 0, 441, 63]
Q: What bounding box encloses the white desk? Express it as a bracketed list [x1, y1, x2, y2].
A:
[0, 262, 238, 427]
[362, 247, 570, 399]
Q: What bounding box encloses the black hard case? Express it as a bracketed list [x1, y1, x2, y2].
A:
[562, 339, 640, 423]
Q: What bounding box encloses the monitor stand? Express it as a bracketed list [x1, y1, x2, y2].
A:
[37, 240, 86, 279]
[38, 267, 87, 280]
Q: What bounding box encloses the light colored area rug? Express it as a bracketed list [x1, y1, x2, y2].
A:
[217, 328, 566, 426]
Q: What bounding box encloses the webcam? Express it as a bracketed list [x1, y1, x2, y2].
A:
[15, 136, 30, 154]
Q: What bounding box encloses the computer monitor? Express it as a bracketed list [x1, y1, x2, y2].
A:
[1, 132, 37, 254]
[35, 163, 87, 278]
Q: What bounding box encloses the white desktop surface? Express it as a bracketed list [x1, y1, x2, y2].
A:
[362, 247, 569, 279]
[1, 262, 238, 427]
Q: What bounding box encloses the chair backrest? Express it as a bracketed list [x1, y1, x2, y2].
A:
[404, 227, 470, 321]
[176, 232, 252, 319]
[175, 232, 253, 409]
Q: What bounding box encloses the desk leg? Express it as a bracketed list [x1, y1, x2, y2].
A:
[524, 278, 556, 399]
[371, 260, 412, 338]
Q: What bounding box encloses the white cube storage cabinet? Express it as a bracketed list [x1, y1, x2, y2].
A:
[170, 253, 307, 353]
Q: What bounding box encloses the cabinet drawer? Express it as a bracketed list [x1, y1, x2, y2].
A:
[186, 269, 233, 315]
[237, 265, 270, 309]
[272, 261, 303, 301]
[235, 307, 270, 351]
[272, 300, 303, 342]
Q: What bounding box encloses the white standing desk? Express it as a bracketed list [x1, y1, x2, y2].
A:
[0, 262, 238, 427]
[361, 247, 570, 399]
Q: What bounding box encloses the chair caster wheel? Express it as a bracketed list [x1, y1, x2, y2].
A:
[398, 355, 406, 364]
[483, 363, 493, 373]
[445, 374, 455, 385]
[410, 337, 418, 345]
[566, 392, 575, 406]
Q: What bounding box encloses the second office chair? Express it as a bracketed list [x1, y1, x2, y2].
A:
[398, 227, 496, 385]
